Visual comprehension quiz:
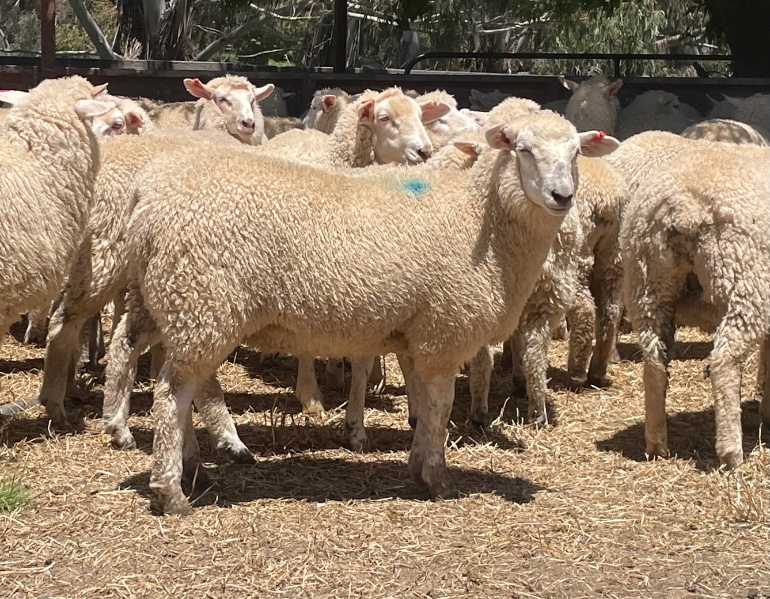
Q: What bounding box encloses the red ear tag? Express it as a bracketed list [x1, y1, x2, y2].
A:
[593, 131, 606, 142]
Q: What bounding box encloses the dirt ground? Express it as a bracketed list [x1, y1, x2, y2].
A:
[0, 322, 768, 599]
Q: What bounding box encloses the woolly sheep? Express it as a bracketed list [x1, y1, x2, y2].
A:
[416, 90, 480, 152]
[303, 87, 352, 133]
[729, 93, 770, 140]
[264, 116, 303, 139]
[258, 85, 294, 117]
[0, 76, 111, 386]
[106, 109, 619, 514]
[615, 90, 700, 140]
[620, 140, 770, 469]
[562, 75, 623, 135]
[468, 88, 509, 111]
[184, 75, 275, 145]
[138, 99, 197, 128]
[681, 118, 769, 146]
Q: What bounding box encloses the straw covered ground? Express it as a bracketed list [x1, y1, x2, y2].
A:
[0, 320, 768, 599]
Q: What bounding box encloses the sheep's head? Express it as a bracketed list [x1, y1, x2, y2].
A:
[486, 111, 620, 217]
[358, 87, 451, 165]
[89, 103, 126, 137]
[184, 76, 274, 142]
[418, 90, 481, 152]
[304, 88, 349, 133]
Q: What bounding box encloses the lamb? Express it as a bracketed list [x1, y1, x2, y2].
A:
[681, 118, 769, 145]
[416, 90, 481, 152]
[302, 87, 352, 133]
[35, 128, 252, 458]
[620, 140, 770, 469]
[562, 75, 623, 135]
[0, 76, 111, 361]
[107, 109, 618, 514]
[615, 90, 700, 140]
[185, 75, 275, 145]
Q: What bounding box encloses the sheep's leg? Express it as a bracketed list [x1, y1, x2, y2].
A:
[180, 404, 212, 493]
[566, 285, 596, 388]
[38, 301, 90, 427]
[345, 356, 374, 452]
[368, 355, 383, 387]
[397, 353, 419, 429]
[296, 356, 325, 415]
[149, 362, 196, 516]
[89, 313, 106, 367]
[639, 308, 675, 460]
[552, 315, 569, 341]
[509, 330, 526, 398]
[408, 374, 457, 499]
[23, 303, 50, 345]
[102, 287, 160, 450]
[468, 345, 493, 426]
[587, 272, 621, 387]
[194, 375, 253, 463]
[709, 311, 761, 469]
[324, 357, 345, 392]
[521, 314, 554, 426]
[110, 290, 127, 339]
[760, 335, 770, 427]
[149, 344, 165, 380]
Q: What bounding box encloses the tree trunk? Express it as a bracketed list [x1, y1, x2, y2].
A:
[705, 0, 770, 77]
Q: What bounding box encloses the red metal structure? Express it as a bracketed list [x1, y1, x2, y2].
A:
[40, 0, 56, 77]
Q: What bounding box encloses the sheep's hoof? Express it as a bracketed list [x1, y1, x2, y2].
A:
[470, 409, 489, 428]
[586, 375, 611, 389]
[301, 398, 326, 417]
[428, 479, 459, 500]
[717, 447, 744, 470]
[108, 427, 138, 451]
[526, 407, 548, 428]
[566, 373, 587, 391]
[345, 422, 369, 453]
[161, 494, 194, 517]
[23, 327, 47, 346]
[225, 445, 255, 464]
[645, 440, 670, 460]
[408, 415, 418, 429]
[43, 403, 71, 430]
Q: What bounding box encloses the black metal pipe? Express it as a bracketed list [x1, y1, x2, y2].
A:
[332, 0, 347, 73]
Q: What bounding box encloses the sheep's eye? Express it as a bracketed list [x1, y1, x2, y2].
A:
[517, 146, 533, 155]
[378, 114, 390, 122]
[112, 120, 124, 130]
[217, 96, 231, 107]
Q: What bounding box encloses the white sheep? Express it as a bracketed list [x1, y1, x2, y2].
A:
[303, 87, 352, 133]
[0, 76, 114, 423]
[184, 75, 275, 145]
[105, 109, 619, 514]
[615, 90, 700, 140]
[681, 118, 769, 145]
[726, 93, 770, 140]
[620, 139, 770, 469]
[562, 75, 623, 135]
[416, 89, 481, 152]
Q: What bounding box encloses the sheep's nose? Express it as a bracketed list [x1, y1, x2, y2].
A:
[551, 191, 573, 206]
[241, 118, 255, 130]
[417, 147, 432, 161]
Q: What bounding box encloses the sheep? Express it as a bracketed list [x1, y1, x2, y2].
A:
[615, 91, 700, 140]
[258, 85, 295, 117]
[184, 75, 275, 145]
[105, 109, 620, 514]
[620, 140, 770, 469]
[138, 99, 197, 128]
[562, 75, 623, 135]
[35, 128, 252, 460]
[460, 108, 489, 127]
[303, 87, 352, 133]
[0, 76, 112, 403]
[416, 90, 481, 152]
[681, 118, 769, 146]
[728, 93, 770, 140]
[468, 88, 509, 111]
[264, 116, 303, 139]
[468, 152, 626, 425]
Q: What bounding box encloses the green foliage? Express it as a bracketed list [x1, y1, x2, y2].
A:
[0, 480, 31, 514]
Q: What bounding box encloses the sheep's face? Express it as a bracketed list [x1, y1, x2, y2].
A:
[359, 93, 450, 165]
[425, 107, 481, 143]
[304, 92, 345, 133]
[184, 78, 274, 143]
[486, 116, 620, 217]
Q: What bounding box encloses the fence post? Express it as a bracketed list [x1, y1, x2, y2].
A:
[40, 0, 56, 79]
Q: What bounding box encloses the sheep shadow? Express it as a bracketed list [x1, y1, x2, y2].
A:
[595, 399, 768, 472]
[615, 340, 714, 363]
[119, 454, 546, 512]
[0, 357, 44, 374]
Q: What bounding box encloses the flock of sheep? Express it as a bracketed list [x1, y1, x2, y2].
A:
[0, 72, 768, 516]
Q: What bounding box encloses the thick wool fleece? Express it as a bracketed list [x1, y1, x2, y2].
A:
[0, 76, 102, 332]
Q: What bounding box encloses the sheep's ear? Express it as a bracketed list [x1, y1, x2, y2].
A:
[74, 99, 115, 120]
[578, 130, 620, 157]
[91, 83, 109, 97]
[724, 94, 742, 107]
[357, 98, 376, 124]
[454, 140, 485, 157]
[605, 78, 623, 98]
[282, 91, 296, 100]
[124, 109, 146, 129]
[559, 76, 580, 93]
[184, 78, 213, 100]
[0, 90, 28, 106]
[420, 100, 451, 124]
[253, 83, 275, 103]
[321, 94, 337, 111]
[485, 124, 517, 150]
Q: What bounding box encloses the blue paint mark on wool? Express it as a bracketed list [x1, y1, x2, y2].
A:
[401, 179, 430, 196]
